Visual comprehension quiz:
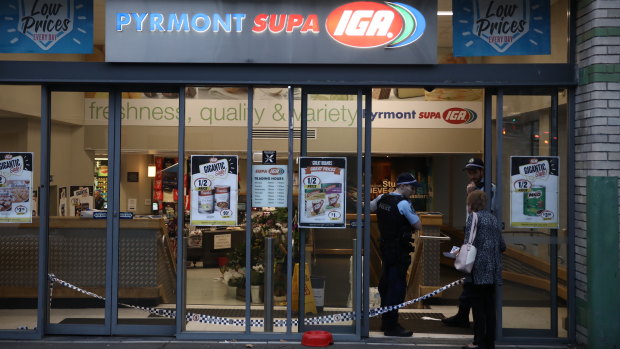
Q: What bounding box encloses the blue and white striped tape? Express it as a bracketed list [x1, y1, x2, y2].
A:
[48, 274, 464, 327]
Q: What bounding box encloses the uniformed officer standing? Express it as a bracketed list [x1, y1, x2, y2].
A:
[374, 173, 423, 337]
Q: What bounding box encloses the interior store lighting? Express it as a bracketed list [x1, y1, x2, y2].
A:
[147, 165, 156, 178]
[437, 11, 453, 15]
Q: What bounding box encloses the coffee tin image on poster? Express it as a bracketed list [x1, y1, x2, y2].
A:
[299, 157, 346, 228]
[510, 156, 559, 228]
[190, 155, 238, 226]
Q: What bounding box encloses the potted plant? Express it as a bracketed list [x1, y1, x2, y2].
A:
[250, 264, 264, 304]
[225, 269, 244, 298]
[228, 275, 246, 301]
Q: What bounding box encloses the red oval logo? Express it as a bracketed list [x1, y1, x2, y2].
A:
[269, 168, 285, 175]
[326, 2, 403, 48]
[442, 108, 473, 125]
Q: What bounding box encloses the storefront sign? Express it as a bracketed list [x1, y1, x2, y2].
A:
[105, 0, 436, 64]
[510, 156, 559, 228]
[190, 155, 239, 226]
[0, 153, 33, 223]
[453, 0, 550, 57]
[252, 165, 287, 208]
[84, 98, 483, 129]
[299, 157, 346, 228]
[0, 0, 93, 53]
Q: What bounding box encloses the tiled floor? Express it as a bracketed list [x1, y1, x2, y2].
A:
[0, 265, 567, 338]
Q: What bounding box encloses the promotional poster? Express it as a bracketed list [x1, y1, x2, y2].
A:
[0, 152, 33, 223]
[0, 0, 93, 53]
[510, 156, 559, 228]
[453, 0, 550, 57]
[190, 155, 239, 226]
[252, 165, 287, 208]
[299, 157, 346, 228]
[59, 185, 94, 216]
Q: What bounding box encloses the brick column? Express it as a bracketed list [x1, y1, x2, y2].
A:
[575, 0, 620, 345]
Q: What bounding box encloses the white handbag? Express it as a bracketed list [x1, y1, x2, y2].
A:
[455, 212, 478, 273]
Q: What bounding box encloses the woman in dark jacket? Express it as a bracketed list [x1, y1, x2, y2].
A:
[462, 190, 503, 349]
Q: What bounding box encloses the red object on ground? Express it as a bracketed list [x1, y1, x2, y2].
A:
[301, 331, 333, 347]
[217, 257, 228, 267]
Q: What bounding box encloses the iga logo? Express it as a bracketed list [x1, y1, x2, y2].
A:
[442, 108, 477, 125]
[325, 1, 426, 48]
[268, 168, 285, 175]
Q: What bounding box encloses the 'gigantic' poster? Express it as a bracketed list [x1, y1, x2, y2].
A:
[190, 155, 238, 226]
[510, 156, 559, 228]
[299, 157, 346, 228]
[0, 153, 33, 223]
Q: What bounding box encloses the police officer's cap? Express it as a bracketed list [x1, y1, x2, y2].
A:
[396, 173, 420, 186]
[464, 157, 484, 170]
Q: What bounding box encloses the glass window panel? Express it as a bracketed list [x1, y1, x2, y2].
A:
[48, 91, 108, 326]
[0, 85, 41, 331]
[495, 91, 568, 337]
[118, 91, 178, 326]
[183, 86, 249, 333]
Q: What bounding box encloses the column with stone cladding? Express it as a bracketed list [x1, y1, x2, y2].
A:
[575, 0, 620, 345]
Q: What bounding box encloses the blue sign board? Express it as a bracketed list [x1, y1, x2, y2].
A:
[453, 0, 550, 57]
[0, 0, 93, 53]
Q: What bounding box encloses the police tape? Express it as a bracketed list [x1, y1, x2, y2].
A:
[48, 274, 465, 327]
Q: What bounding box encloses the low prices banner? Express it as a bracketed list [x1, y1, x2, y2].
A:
[452, 0, 550, 57]
[299, 157, 346, 228]
[510, 156, 559, 228]
[190, 155, 238, 226]
[0, 153, 34, 223]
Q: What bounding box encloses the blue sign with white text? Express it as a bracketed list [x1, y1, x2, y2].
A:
[452, 0, 550, 57]
[0, 0, 93, 53]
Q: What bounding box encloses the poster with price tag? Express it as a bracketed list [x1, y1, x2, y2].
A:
[0, 152, 34, 223]
[510, 156, 559, 228]
[299, 157, 346, 228]
[190, 155, 238, 226]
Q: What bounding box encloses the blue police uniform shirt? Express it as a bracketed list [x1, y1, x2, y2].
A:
[371, 192, 420, 226]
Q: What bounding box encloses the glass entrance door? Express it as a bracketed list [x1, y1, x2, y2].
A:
[490, 89, 568, 339]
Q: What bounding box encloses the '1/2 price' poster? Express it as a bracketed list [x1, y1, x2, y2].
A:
[0, 153, 33, 223]
[190, 155, 238, 226]
[510, 156, 560, 228]
[299, 157, 346, 229]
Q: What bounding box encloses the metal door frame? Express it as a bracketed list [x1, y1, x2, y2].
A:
[486, 87, 575, 345]
[294, 87, 373, 339]
[42, 86, 179, 336]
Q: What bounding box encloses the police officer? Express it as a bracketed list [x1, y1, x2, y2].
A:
[374, 173, 422, 337]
